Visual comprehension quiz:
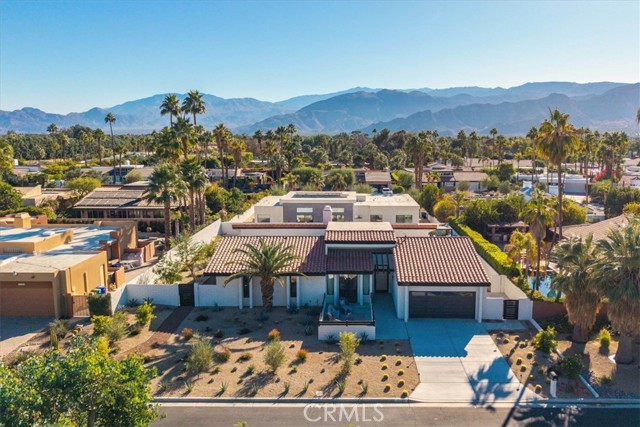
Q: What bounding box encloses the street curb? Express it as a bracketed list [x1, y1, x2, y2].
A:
[154, 397, 412, 404]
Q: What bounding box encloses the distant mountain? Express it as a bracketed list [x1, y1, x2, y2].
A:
[419, 81, 623, 99]
[274, 87, 381, 110]
[361, 83, 640, 136]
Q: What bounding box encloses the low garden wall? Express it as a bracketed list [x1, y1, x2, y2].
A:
[532, 301, 567, 320]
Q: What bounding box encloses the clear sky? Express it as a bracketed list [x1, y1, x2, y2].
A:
[1, 0, 638, 114]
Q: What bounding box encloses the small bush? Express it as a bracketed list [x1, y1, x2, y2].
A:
[245, 364, 255, 375]
[135, 301, 155, 326]
[520, 365, 527, 372]
[182, 327, 195, 340]
[126, 298, 140, 307]
[268, 328, 281, 342]
[532, 326, 557, 353]
[559, 354, 584, 380]
[48, 319, 71, 339]
[264, 340, 286, 373]
[380, 355, 387, 362]
[382, 374, 389, 381]
[600, 375, 614, 385]
[535, 384, 542, 393]
[283, 381, 290, 395]
[195, 314, 209, 322]
[395, 359, 402, 366]
[526, 352, 534, 359]
[219, 381, 227, 395]
[296, 349, 309, 362]
[185, 338, 214, 376]
[516, 357, 523, 365]
[398, 379, 405, 387]
[216, 346, 231, 363]
[338, 332, 360, 375]
[251, 385, 259, 396]
[88, 293, 111, 316]
[354, 357, 362, 365]
[360, 381, 369, 395]
[336, 381, 346, 394]
[213, 329, 224, 338]
[503, 338, 510, 344]
[384, 384, 391, 392]
[302, 380, 310, 393]
[398, 369, 404, 376]
[325, 334, 338, 344]
[599, 328, 611, 349]
[238, 352, 253, 362]
[104, 312, 129, 343]
[91, 315, 111, 336]
[96, 335, 110, 354]
[381, 364, 388, 370]
[401, 390, 409, 398]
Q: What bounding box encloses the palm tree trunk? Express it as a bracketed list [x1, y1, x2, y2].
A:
[261, 278, 275, 312]
[557, 166, 563, 239]
[535, 240, 542, 292]
[572, 322, 588, 343]
[615, 335, 634, 364]
[164, 203, 172, 249]
[189, 189, 195, 230]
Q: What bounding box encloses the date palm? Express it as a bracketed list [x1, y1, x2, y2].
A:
[93, 128, 106, 165]
[592, 218, 640, 364]
[225, 240, 303, 312]
[521, 189, 556, 291]
[213, 124, 231, 186]
[229, 138, 246, 188]
[182, 90, 206, 126]
[180, 157, 207, 230]
[536, 110, 580, 239]
[551, 236, 599, 342]
[253, 129, 264, 157]
[160, 94, 181, 126]
[104, 112, 117, 184]
[405, 131, 431, 190]
[172, 116, 195, 159]
[144, 164, 186, 249]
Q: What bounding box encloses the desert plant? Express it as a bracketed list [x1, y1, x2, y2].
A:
[238, 352, 253, 362]
[526, 352, 534, 359]
[395, 359, 402, 366]
[296, 349, 308, 362]
[245, 364, 256, 376]
[354, 357, 362, 365]
[382, 374, 389, 381]
[358, 331, 369, 342]
[264, 340, 286, 373]
[360, 381, 369, 395]
[532, 326, 557, 353]
[126, 298, 140, 307]
[135, 301, 155, 326]
[516, 357, 523, 365]
[48, 319, 71, 339]
[283, 381, 290, 395]
[398, 379, 405, 387]
[336, 381, 346, 394]
[268, 328, 281, 341]
[380, 355, 387, 362]
[49, 328, 59, 349]
[185, 337, 214, 377]
[401, 390, 409, 398]
[325, 334, 338, 344]
[219, 381, 228, 395]
[304, 325, 313, 336]
[520, 365, 527, 372]
[535, 384, 543, 393]
[184, 379, 194, 393]
[158, 380, 168, 393]
[338, 332, 360, 375]
[398, 369, 404, 376]
[96, 335, 110, 354]
[182, 327, 195, 340]
[251, 385, 259, 396]
[558, 354, 584, 380]
[104, 312, 129, 343]
[302, 380, 310, 393]
[213, 329, 224, 338]
[598, 328, 611, 349]
[216, 346, 231, 363]
[384, 384, 391, 392]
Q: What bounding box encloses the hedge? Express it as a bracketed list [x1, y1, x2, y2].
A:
[450, 220, 522, 278]
[88, 293, 112, 317]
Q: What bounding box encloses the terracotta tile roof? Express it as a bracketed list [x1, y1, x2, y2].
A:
[393, 237, 490, 286]
[204, 236, 326, 275]
[327, 250, 374, 273]
[325, 230, 396, 244]
[564, 215, 629, 242]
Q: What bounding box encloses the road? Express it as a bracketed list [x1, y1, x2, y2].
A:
[153, 403, 640, 427]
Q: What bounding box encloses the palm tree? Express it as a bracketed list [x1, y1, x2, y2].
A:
[253, 130, 264, 157]
[536, 110, 580, 239]
[160, 94, 181, 126]
[229, 138, 246, 188]
[506, 230, 537, 271]
[153, 127, 181, 162]
[104, 113, 117, 184]
[452, 190, 467, 218]
[93, 128, 106, 165]
[224, 240, 303, 311]
[78, 130, 92, 167]
[182, 90, 206, 126]
[143, 164, 186, 249]
[527, 126, 538, 185]
[46, 123, 60, 161]
[551, 236, 599, 342]
[275, 126, 288, 152]
[180, 157, 202, 230]
[521, 189, 556, 291]
[213, 124, 231, 186]
[405, 131, 431, 190]
[592, 218, 640, 364]
[172, 116, 195, 159]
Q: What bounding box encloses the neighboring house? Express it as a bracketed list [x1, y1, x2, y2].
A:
[82, 165, 155, 184]
[452, 171, 489, 192]
[252, 191, 420, 224]
[0, 213, 154, 317]
[404, 166, 488, 192]
[619, 174, 640, 190]
[540, 174, 588, 195]
[15, 185, 72, 207]
[201, 220, 531, 340]
[364, 171, 392, 192]
[563, 215, 629, 242]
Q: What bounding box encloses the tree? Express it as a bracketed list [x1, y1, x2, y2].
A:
[173, 116, 195, 159]
[0, 334, 158, 427]
[551, 236, 599, 342]
[213, 124, 231, 186]
[180, 157, 207, 229]
[290, 166, 324, 189]
[67, 176, 102, 199]
[104, 113, 117, 184]
[417, 184, 441, 215]
[172, 232, 214, 280]
[0, 182, 22, 211]
[160, 94, 181, 126]
[338, 332, 360, 375]
[395, 170, 415, 189]
[143, 164, 186, 249]
[327, 168, 355, 190]
[0, 139, 14, 177]
[536, 110, 580, 239]
[521, 189, 556, 291]
[405, 132, 432, 190]
[229, 138, 246, 188]
[506, 230, 537, 270]
[224, 239, 303, 311]
[182, 90, 206, 126]
[433, 196, 456, 222]
[592, 218, 640, 364]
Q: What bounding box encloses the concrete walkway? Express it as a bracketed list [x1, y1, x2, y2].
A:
[0, 316, 52, 356]
[373, 294, 408, 340]
[408, 319, 538, 405]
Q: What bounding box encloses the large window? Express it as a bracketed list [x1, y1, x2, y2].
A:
[395, 214, 413, 223]
[296, 207, 314, 223]
[290, 276, 297, 298]
[331, 207, 345, 222]
[370, 214, 383, 222]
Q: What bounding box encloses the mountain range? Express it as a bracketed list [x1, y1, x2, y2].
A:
[1, 82, 637, 135]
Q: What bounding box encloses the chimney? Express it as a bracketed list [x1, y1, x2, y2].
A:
[14, 213, 31, 229]
[322, 205, 332, 224]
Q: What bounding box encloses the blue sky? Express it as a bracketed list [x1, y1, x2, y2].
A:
[1, 0, 638, 114]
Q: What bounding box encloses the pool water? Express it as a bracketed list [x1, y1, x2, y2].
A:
[528, 276, 556, 298]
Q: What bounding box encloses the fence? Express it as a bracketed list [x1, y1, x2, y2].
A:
[109, 284, 180, 311]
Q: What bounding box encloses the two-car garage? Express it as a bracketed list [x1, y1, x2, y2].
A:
[408, 291, 476, 319]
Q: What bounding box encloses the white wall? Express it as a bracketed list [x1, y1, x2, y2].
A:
[318, 324, 376, 341]
[196, 277, 241, 307]
[251, 277, 286, 307]
[229, 227, 326, 237]
[126, 284, 180, 306]
[110, 285, 128, 313]
[299, 276, 326, 307]
[482, 297, 504, 320]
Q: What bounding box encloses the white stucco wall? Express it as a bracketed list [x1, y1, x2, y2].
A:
[196, 277, 240, 307]
[251, 277, 287, 307]
[109, 285, 128, 313]
[299, 276, 326, 307]
[482, 297, 504, 320]
[126, 284, 180, 306]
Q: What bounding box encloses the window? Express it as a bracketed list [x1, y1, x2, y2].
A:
[242, 277, 250, 298]
[290, 276, 297, 298]
[296, 207, 314, 223]
[256, 214, 271, 223]
[326, 275, 335, 295]
[362, 274, 371, 295]
[331, 207, 345, 222]
[395, 214, 413, 223]
[370, 214, 383, 222]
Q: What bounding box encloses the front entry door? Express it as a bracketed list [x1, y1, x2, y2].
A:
[339, 275, 358, 303]
[375, 271, 388, 293]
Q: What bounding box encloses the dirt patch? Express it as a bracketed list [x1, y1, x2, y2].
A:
[146, 307, 418, 398]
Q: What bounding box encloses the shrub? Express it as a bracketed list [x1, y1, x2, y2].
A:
[49, 328, 59, 349]
[401, 390, 409, 398]
[384, 384, 391, 392]
[360, 381, 369, 395]
[598, 328, 611, 349]
[395, 359, 402, 366]
[126, 298, 140, 307]
[182, 327, 195, 340]
[526, 352, 534, 359]
[338, 332, 360, 375]
[49, 319, 71, 339]
[398, 379, 405, 387]
[535, 384, 543, 393]
[516, 357, 523, 365]
[216, 346, 231, 363]
[380, 355, 387, 362]
[135, 301, 155, 326]
[238, 352, 253, 362]
[520, 365, 527, 372]
[381, 364, 388, 370]
[104, 312, 129, 343]
[245, 364, 255, 375]
[532, 327, 557, 353]
[91, 315, 111, 336]
[559, 354, 584, 380]
[450, 220, 521, 277]
[195, 314, 209, 322]
[296, 349, 309, 362]
[185, 338, 214, 377]
[354, 357, 362, 365]
[336, 381, 346, 394]
[88, 293, 111, 316]
[283, 382, 290, 395]
[213, 329, 224, 338]
[96, 335, 110, 354]
[219, 381, 227, 395]
[302, 380, 310, 393]
[264, 340, 286, 373]
[268, 328, 281, 342]
[503, 338, 510, 344]
[382, 374, 389, 381]
[398, 369, 404, 376]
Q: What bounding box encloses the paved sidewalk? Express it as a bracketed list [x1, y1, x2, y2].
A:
[408, 319, 539, 405]
[0, 316, 52, 356]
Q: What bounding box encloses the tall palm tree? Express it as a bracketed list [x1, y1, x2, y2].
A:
[160, 94, 181, 126]
[551, 236, 599, 342]
[143, 164, 186, 249]
[592, 218, 640, 364]
[46, 123, 60, 161]
[253, 129, 264, 157]
[405, 131, 431, 190]
[180, 157, 207, 230]
[104, 113, 117, 184]
[213, 124, 231, 186]
[229, 138, 246, 188]
[182, 90, 206, 126]
[506, 230, 537, 271]
[521, 189, 556, 291]
[536, 110, 580, 239]
[224, 240, 303, 311]
[153, 127, 181, 162]
[275, 126, 288, 152]
[93, 128, 106, 165]
[172, 116, 195, 159]
[78, 130, 92, 167]
[527, 126, 538, 184]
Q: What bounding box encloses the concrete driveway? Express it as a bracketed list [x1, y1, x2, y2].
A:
[0, 316, 52, 356]
[407, 319, 538, 405]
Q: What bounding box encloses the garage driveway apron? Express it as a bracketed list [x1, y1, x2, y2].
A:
[407, 319, 538, 405]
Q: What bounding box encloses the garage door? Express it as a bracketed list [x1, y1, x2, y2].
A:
[409, 291, 475, 319]
[0, 282, 55, 317]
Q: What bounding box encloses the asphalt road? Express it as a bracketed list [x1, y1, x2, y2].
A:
[152, 403, 640, 427]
